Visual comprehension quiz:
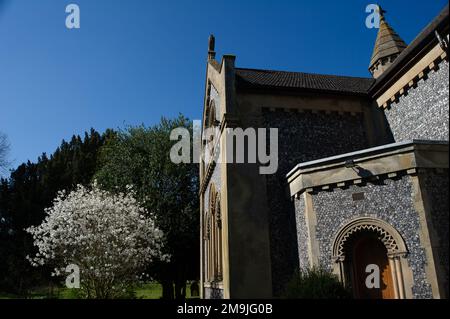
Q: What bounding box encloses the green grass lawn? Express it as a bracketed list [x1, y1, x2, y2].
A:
[0, 282, 199, 299]
[135, 282, 199, 299]
[134, 282, 163, 299]
[0, 292, 18, 299]
[0, 285, 79, 299]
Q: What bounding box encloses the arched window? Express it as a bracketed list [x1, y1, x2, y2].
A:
[204, 100, 217, 131]
[205, 214, 211, 282]
[203, 100, 218, 168]
[215, 194, 223, 281]
[208, 101, 217, 129]
[209, 214, 214, 282]
[208, 185, 216, 282]
[204, 185, 223, 283]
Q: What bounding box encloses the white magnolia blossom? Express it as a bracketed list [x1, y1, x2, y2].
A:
[26, 182, 168, 298]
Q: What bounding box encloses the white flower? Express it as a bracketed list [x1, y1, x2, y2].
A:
[24, 183, 168, 297]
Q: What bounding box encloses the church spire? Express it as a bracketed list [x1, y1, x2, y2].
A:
[369, 6, 407, 78]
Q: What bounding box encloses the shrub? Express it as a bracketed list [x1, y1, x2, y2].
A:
[284, 267, 352, 299]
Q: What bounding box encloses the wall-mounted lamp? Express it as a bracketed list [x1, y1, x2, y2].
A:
[345, 159, 356, 168]
[435, 30, 448, 51]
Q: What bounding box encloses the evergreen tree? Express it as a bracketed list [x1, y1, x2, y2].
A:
[0, 128, 111, 295]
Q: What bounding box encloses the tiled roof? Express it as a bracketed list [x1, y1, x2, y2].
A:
[235, 68, 374, 95]
[370, 4, 449, 92]
[369, 17, 407, 69]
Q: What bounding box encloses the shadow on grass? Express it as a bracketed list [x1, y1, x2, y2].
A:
[1, 282, 200, 299]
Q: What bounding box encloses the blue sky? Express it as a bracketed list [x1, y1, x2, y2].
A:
[0, 0, 447, 174]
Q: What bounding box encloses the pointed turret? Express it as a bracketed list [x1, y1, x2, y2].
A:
[369, 6, 407, 78]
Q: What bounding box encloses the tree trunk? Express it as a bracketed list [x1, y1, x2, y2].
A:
[175, 279, 186, 300]
[161, 280, 174, 299]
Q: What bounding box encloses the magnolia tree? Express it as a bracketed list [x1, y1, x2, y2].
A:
[26, 183, 168, 298]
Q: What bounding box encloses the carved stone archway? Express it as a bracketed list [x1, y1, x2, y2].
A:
[332, 217, 409, 299]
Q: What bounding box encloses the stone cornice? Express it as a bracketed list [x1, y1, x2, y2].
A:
[374, 42, 448, 109]
[287, 140, 449, 197]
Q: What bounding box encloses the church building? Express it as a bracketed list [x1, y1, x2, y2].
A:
[199, 5, 449, 299]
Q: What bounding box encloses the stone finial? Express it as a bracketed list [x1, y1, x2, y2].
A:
[208, 34, 216, 60]
[376, 5, 386, 21]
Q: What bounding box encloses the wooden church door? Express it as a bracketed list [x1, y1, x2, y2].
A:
[351, 235, 395, 299]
